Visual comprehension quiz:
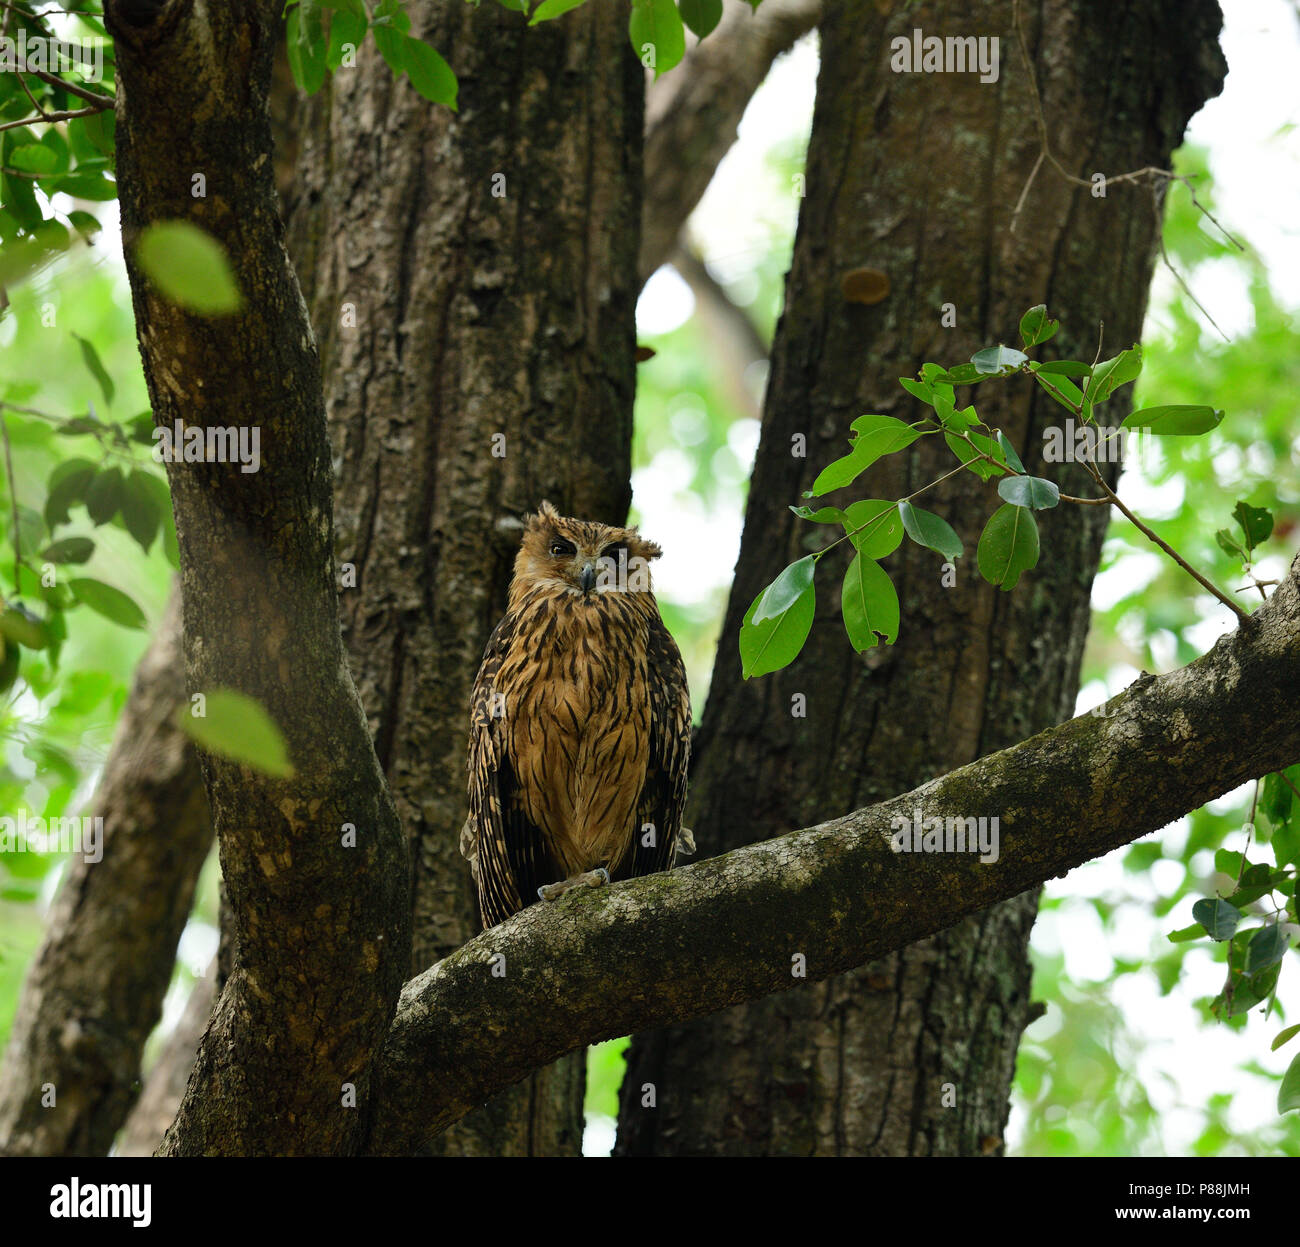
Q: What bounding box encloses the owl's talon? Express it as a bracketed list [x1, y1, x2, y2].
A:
[537, 867, 611, 903]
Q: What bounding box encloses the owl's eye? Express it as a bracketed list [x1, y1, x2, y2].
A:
[549, 538, 576, 558]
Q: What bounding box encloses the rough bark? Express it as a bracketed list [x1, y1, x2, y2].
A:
[282, 0, 643, 1154]
[105, 0, 410, 1155]
[4, 0, 805, 1158]
[364, 554, 1300, 1152]
[0, 588, 209, 1156]
[619, 0, 1227, 1155]
[640, 0, 821, 282]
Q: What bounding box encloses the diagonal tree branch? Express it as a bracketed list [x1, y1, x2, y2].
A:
[364, 559, 1300, 1153]
[639, 0, 821, 283]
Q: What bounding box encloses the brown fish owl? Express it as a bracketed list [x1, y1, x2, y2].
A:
[461, 502, 692, 929]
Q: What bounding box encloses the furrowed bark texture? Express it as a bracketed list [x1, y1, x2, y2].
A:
[618, 0, 1227, 1155]
[283, 0, 643, 1154]
[639, 0, 821, 282]
[365, 557, 1300, 1151]
[0, 589, 210, 1156]
[105, 0, 410, 1155]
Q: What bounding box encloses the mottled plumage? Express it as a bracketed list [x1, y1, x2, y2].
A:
[461, 501, 691, 928]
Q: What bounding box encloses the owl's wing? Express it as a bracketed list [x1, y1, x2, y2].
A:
[627, 608, 691, 878]
[467, 612, 555, 928]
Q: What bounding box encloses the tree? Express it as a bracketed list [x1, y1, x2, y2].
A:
[0, 0, 1295, 1158]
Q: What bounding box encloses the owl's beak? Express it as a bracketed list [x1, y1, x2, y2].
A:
[579, 562, 597, 594]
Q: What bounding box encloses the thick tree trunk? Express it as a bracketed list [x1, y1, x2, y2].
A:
[618, 0, 1226, 1155]
[105, 0, 410, 1156]
[282, 0, 643, 1155]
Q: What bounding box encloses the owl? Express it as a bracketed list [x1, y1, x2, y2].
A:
[460, 501, 692, 929]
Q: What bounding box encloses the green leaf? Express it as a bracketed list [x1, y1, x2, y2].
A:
[72, 333, 114, 407]
[1214, 848, 1244, 877]
[0, 604, 49, 650]
[807, 417, 921, 497]
[1018, 305, 1059, 348]
[842, 499, 903, 559]
[7, 143, 57, 175]
[1261, 768, 1297, 828]
[994, 430, 1025, 474]
[630, 0, 687, 78]
[1033, 370, 1086, 417]
[136, 221, 244, 315]
[68, 578, 147, 629]
[970, 345, 1028, 375]
[739, 582, 814, 679]
[39, 537, 95, 564]
[286, 1, 329, 95]
[44, 459, 96, 528]
[67, 210, 102, 241]
[1279, 1051, 1300, 1115]
[1272, 1023, 1300, 1052]
[678, 0, 722, 38]
[1166, 924, 1203, 944]
[944, 429, 1005, 481]
[841, 553, 898, 650]
[530, 0, 587, 22]
[930, 362, 987, 386]
[997, 475, 1060, 510]
[1192, 896, 1242, 942]
[85, 466, 124, 525]
[1215, 528, 1246, 560]
[789, 505, 846, 524]
[51, 171, 118, 201]
[1245, 924, 1291, 973]
[82, 110, 115, 158]
[121, 470, 160, 553]
[402, 35, 458, 107]
[1273, 820, 1300, 872]
[176, 687, 296, 778]
[372, 0, 411, 66]
[1120, 405, 1224, 435]
[1032, 359, 1091, 378]
[977, 504, 1039, 591]
[1232, 500, 1273, 550]
[326, 10, 368, 69]
[752, 554, 817, 623]
[1084, 345, 1142, 404]
[898, 500, 962, 561]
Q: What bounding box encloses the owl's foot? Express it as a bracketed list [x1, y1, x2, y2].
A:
[537, 867, 611, 903]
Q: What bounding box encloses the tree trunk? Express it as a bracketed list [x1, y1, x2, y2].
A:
[106, 0, 411, 1156]
[282, 0, 643, 1155]
[618, 0, 1226, 1156]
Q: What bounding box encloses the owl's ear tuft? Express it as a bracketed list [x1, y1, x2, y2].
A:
[531, 500, 561, 528]
[636, 538, 663, 561]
